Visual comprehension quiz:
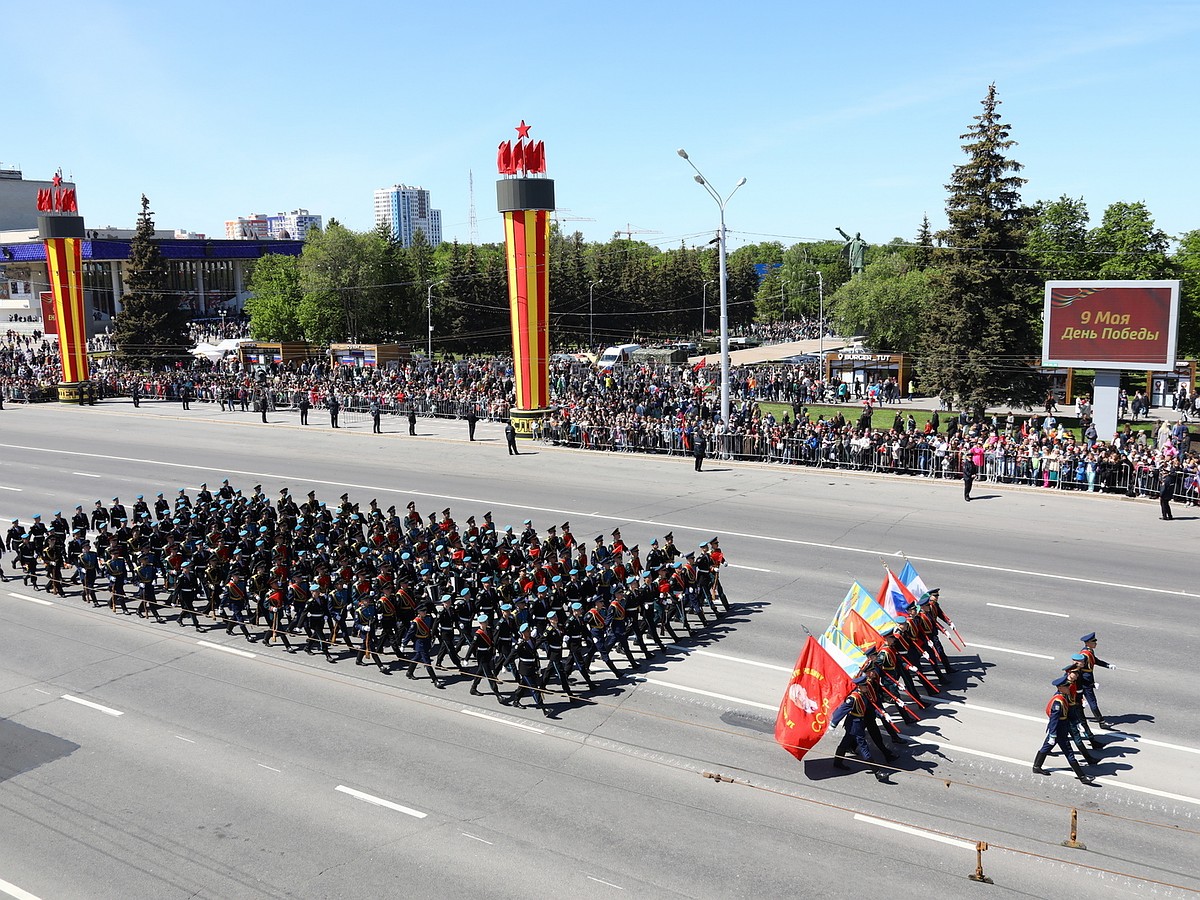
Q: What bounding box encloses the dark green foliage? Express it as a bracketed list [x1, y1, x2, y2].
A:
[111, 195, 193, 366]
[920, 85, 1044, 407]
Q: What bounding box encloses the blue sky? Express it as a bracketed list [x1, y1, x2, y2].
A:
[7, 1, 1198, 252]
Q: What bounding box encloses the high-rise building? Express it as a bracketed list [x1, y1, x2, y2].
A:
[267, 209, 322, 241]
[225, 214, 268, 240]
[373, 184, 442, 247]
[225, 209, 322, 241]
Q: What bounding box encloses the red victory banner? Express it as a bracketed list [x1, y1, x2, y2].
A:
[774, 635, 854, 761]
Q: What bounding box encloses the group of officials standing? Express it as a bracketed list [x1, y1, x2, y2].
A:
[1, 482, 736, 715]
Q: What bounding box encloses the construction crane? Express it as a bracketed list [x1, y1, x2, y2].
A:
[615, 223, 662, 240]
[552, 208, 595, 228]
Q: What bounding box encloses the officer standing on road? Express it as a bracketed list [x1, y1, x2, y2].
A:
[408, 407, 417, 436]
[328, 394, 340, 429]
[298, 393, 310, 425]
[505, 421, 519, 455]
[962, 453, 976, 502]
[370, 399, 382, 434]
[466, 408, 479, 441]
[1159, 459, 1179, 520]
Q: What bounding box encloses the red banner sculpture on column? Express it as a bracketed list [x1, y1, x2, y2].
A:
[497, 120, 555, 438]
[37, 170, 93, 402]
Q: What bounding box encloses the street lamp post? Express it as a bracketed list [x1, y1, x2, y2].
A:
[426, 280, 443, 359]
[677, 149, 745, 427]
[588, 279, 603, 350]
[814, 270, 825, 358]
[701, 279, 715, 337]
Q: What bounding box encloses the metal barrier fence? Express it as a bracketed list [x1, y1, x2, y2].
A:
[535, 425, 1186, 501]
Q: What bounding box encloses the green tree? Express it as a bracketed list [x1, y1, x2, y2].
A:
[920, 84, 1043, 407]
[111, 194, 192, 367]
[1174, 230, 1200, 359]
[829, 254, 935, 352]
[244, 254, 304, 341]
[1090, 201, 1172, 279]
[1026, 196, 1092, 280]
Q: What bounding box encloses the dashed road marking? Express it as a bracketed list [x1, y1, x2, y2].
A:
[460, 709, 546, 734]
[335, 785, 427, 819]
[61, 694, 123, 717]
[853, 813, 975, 850]
[197, 640, 256, 659]
[986, 602, 1069, 618]
[639, 677, 776, 711]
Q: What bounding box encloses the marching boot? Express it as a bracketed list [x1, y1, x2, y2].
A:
[1067, 753, 1095, 785]
[874, 769, 890, 783]
[1032, 751, 1051, 775]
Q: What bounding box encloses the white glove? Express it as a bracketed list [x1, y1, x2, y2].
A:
[1108, 664, 1117, 671]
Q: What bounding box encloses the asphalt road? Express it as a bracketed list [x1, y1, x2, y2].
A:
[0, 400, 1197, 899]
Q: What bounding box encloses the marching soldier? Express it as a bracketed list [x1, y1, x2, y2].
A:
[402, 605, 444, 686]
[1077, 632, 1115, 729]
[831, 675, 891, 783]
[1033, 676, 1096, 784]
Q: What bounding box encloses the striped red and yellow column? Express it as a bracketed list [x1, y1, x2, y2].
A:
[503, 208, 550, 411]
[43, 236, 90, 384]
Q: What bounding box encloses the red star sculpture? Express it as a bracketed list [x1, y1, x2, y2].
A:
[51, 172, 62, 187]
[515, 120, 531, 139]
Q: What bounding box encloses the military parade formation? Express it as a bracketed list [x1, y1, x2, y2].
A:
[1, 481, 735, 716]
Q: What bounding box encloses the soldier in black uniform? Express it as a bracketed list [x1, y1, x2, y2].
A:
[402, 605, 444, 686]
[174, 560, 202, 629]
[466, 614, 505, 700]
[830, 675, 891, 783]
[505, 623, 547, 714]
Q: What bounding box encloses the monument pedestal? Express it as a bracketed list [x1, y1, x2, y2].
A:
[509, 406, 548, 439]
[57, 381, 96, 405]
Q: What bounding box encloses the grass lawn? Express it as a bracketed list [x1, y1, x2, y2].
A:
[751, 400, 1161, 442]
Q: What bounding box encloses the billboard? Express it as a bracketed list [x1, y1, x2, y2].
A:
[1043, 280, 1180, 370]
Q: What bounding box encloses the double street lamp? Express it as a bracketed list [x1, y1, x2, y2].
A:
[701, 278, 715, 336]
[588, 279, 603, 350]
[427, 279, 443, 359]
[677, 148, 746, 426]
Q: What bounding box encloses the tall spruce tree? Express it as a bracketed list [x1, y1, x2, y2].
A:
[112, 195, 191, 367]
[920, 85, 1043, 407]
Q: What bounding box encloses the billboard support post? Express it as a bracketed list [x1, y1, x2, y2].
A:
[1093, 371, 1121, 444]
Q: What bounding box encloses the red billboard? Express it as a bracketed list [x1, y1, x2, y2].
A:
[40, 291, 58, 335]
[1043, 280, 1179, 370]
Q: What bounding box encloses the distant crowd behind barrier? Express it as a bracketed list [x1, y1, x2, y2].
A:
[2, 325, 1197, 504]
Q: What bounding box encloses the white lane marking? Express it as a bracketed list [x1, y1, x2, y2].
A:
[986, 602, 1069, 618]
[4, 440, 1189, 600]
[461, 832, 493, 845]
[175, 735, 195, 743]
[0, 485, 23, 492]
[853, 813, 975, 851]
[639, 677, 776, 711]
[60, 694, 124, 717]
[335, 785, 427, 819]
[1112, 622, 1142, 628]
[666, 645, 791, 672]
[586, 875, 625, 890]
[951, 701, 1043, 724]
[72, 472, 100, 478]
[1106, 732, 1200, 756]
[923, 739, 1200, 804]
[729, 564, 771, 572]
[33, 689, 50, 695]
[460, 709, 546, 734]
[1094, 777, 1200, 806]
[0, 875, 44, 900]
[197, 640, 257, 659]
[257, 763, 282, 773]
[963, 642, 1054, 660]
[7, 592, 52, 607]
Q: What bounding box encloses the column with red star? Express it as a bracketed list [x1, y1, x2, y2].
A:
[496, 120, 554, 437]
[38, 174, 92, 401]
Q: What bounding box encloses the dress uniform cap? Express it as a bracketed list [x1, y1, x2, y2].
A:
[851, 674, 868, 685]
[1052, 676, 1068, 687]
[481, 576, 491, 583]
[547, 610, 558, 618]
[537, 584, 549, 593]
[419, 567, 431, 576]
[439, 560, 451, 569]
[650, 538, 658, 546]
[641, 571, 652, 579]
[1080, 632, 1097, 642]
[255, 540, 264, 547]
[476, 614, 489, 623]
[552, 574, 562, 583]
[523, 518, 532, 525]
[1071, 653, 1086, 661]
[561, 522, 569, 529]
[626, 575, 637, 584]
[519, 623, 530, 633]
[181, 560, 190, 568]
[310, 583, 320, 591]
[664, 531, 674, 540]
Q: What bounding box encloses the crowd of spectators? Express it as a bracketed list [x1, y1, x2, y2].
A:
[3, 320, 1197, 503]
